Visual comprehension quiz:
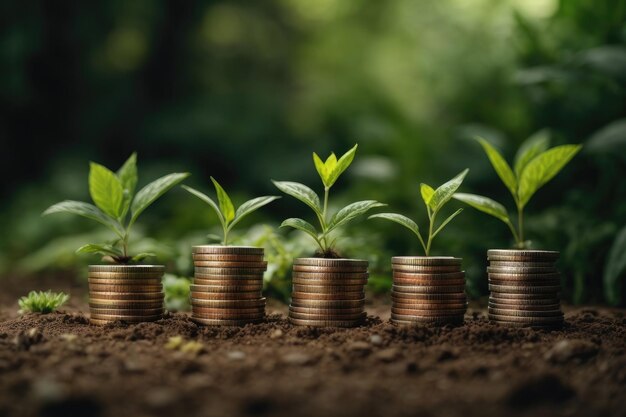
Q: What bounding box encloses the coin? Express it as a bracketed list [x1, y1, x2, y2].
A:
[392, 257, 462, 266]
[288, 317, 363, 327]
[88, 265, 165, 273]
[392, 271, 465, 280]
[488, 307, 563, 317]
[90, 317, 161, 325]
[292, 277, 368, 286]
[88, 278, 161, 286]
[192, 308, 264, 318]
[488, 284, 560, 294]
[88, 272, 164, 279]
[288, 306, 364, 315]
[488, 261, 556, 268]
[390, 313, 464, 323]
[290, 291, 364, 300]
[89, 299, 163, 308]
[192, 312, 264, 320]
[392, 300, 467, 309]
[292, 265, 367, 273]
[191, 317, 264, 326]
[88, 291, 164, 300]
[291, 284, 365, 294]
[392, 284, 466, 294]
[291, 271, 369, 280]
[194, 278, 263, 287]
[193, 260, 268, 268]
[392, 265, 461, 273]
[393, 277, 465, 286]
[391, 307, 466, 316]
[390, 291, 467, 301]
[88, 284, 162, 293]
[488, 304, 562, 313]
[487, 272, 561, 281]
[191, 291, 261, 300]
[290, 298, 365, 308]
[489, 291, 558, 300]
[391, 317, 464, 326]
[294, 258, 368, 268]
[487, 249, 559, 261]
[490, 321, 562, 329]
[488, 313, 563, 324]
[489, 297, 559, 306]
[191, 298, 266, 307]
[90, 307, 164, 315]
[195, 267, 266, 275]
[288, 310, 365, 320]
[190, 284, 263, 293]
[192, 253, 265, 262]
[487, 266, 557, 274]
[194, 272, 264, 279]
[488, 279, 560, 287]
[90, 313, 163, 322]
[192, 245, 264, 255]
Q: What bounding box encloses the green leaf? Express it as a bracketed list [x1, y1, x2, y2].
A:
[89, 162, 124, 219]
[514, 129, 550, 178]
[313, 152, 337, 187]
[432, 208, 463, 238]
[272, 181, 322, 217]
[76, 243, 122, 257]
[43, 201, 124, 237]
[230, 196, 281, 229]
[326, 144, 357, 188]
[586, 118, 626, 153]
[280, 218, 320, 242]
[130, 172, 190, 226]
[604, 225, 626, 305]
[452, 193, 510, 223]
[327, 200, 386, 233]
[517, 144, 582, 208]
[116, 153, 138, 218]
[210, 177, 235, 223]
[181, 185, 225, 225]
[131, 252, 156, 263]
[420, 183, 435, 206]
[477, 137, 517, 198]
[428, 169, 469, 213]
[368, 213, 422, 240]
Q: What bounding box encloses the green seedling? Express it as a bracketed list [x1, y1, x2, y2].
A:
[18, 290, 69, 314]
[163, 274, 191, 311]
[43, 153, 189, 263]
[370, 169, 469, 256]
[273, 144, 385, 258]
[453, 131, 582, 248]
[182, 177, 280, 245]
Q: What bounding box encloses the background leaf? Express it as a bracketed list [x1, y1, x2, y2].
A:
[325, 144, 357, 188]
[230, 196, 280, 229]
[76, 243, 122, 256]
[272, 181, 322, 216]
[420, 183, 435, 206]
[514, 129, 550, 177]
[89, 162, 124, 219]
[477, 137, 518, 198]
[586, 118, 626, 154]
[428, 169, 469, 213]
[211, 177, 235, 223]
[131, 252, 156, 263]
[181, 185, 225, 226]
[43, 201, 124, 236]
[518, 144, 582, 207]
[130, 173, 189, 226]
[280, 218, 319, 242]
[369, 213, 422, 240]
[604, 225, 626, 305]
[327, 200, 386, 233]
[452, 193, 510, 223]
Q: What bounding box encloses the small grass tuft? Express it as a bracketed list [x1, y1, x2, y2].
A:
[18, 290, 69, 314]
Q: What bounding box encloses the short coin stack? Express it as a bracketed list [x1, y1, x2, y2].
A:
[390, 257, 467, 326]
[289, 258, 368, 327]
[487, 249, 563, 328]
[191, 246, 267, 326]
[88, 265, 165, 325]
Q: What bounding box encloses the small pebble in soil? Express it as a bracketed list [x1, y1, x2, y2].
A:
[13, 327, 43, 350]
[227, 350, 246, 361]
[369, 334, 383, 346]
[270, 329, 283, 339]
[282, 352, 315, 366]
[545, 339, 599, 364]
[346, 341, 371, 356]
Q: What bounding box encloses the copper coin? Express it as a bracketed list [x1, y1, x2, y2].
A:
[194, 278, 263, 287]
[487, 266, 557, 274]
[288, 310, 365, 321]
[90, 317, 161, 325]
[290, 291, 364, 301]
[88, 291, 164, 300]
[393, 277, 465, 286]
[487, 249, 559, 262]
[90, 313, 163, 322]
[489, 291, 558, 300]
[193, 260, 268, 268]
[393, 271, 465, 279]
[488, 313, 564, 324]
[194, 272, 264, 279]
[190, 284, 263, 293]
[290, 298, 365, 308]
[488, 260, 556, 268]
[191, 291, 262, 300]
[490, 320, 563, 329]
[489, 284, 560, 294]
[392, 284, 466, 294]
[191, 306, 264, 314]
[390, 313, 464, 323]
[291, 284, 365, 294]
[488, 302, 561, 311]
[89, 278, 161, 286]
[392, 256, 462, 266]
[89, 299, 163, 308]
[88, 272, 164, 279]
[291, 271, 369, 280]
[292, 277, 368, 286]
[288, 317, 363, 327]
[89, 284, 162, 293]
[88, 265, 165, 273]
[391, 318, 464, 326]
[292, 265, 366, 273]
[392, 265, 461, 273]
[90, 307, 164, 315]
[391, 307, 466, 316]
[192, 312, 264, 320]
[191, 298, 265, 308]
[293, 258, 368, 268]
[195, 267, 266, 275]
[192, 245, 264, 255]
[288, 306, 364, 315]
[392, 301, 467, 310]
[487, 272, 561, 281]
[191, 317, 264, 326]
[488, 279, 560, 287]
[390, 291, 467, 301]
[192, 253, 265, 262]
[488, 307, 562, 317]
[489, 297, 559, 306]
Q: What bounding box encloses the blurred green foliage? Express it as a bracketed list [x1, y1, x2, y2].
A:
[1, 0, 625, 305]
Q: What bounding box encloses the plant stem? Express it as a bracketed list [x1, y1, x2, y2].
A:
[517, 206, 524, 248]
[425, 211, 435, 257]
[321, 186, 330, 251]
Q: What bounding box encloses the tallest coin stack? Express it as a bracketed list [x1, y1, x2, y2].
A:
[487, 249, 563, 328]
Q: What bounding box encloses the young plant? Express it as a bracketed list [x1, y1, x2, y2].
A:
[369, 169, 468, 257]
[43, 153, 189, 263]
[18, 290, 69, 314]
[453, 131, 582, 248]
[273, 144, 385, 258]
[182, 177, 280, 245]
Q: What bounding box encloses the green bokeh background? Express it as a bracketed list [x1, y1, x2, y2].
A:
[1, 0, 625, 305]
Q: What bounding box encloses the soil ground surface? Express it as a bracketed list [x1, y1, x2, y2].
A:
[1, 274, 625, 417]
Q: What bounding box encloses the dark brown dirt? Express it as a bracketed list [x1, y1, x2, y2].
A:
[0, 303, 625, 417]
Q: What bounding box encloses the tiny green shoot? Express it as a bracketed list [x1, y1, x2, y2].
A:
[182, 177, 280, 245]
[273, 144, 385, 257]
[453, 131, 582, 248]
[369, 169, 468, 256]
[18, 290, 69, 314]
[43, 153, 189, 263]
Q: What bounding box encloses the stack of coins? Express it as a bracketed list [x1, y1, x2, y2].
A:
[487, 249, 563, 328]
[191, 246, 267, 326]
[390, 257, 467, 326]
[289, 258, 368, 327]
[88, 265, 165, 325]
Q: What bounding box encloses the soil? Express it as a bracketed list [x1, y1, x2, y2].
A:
[1, 274, 625, 417]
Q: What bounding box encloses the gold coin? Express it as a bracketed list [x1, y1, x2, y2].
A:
[391, 257, 462, 266]
[293, 258, 368, 268]
[392, 284, 466, 294]
[195, 267, 266, 275]
[88, 265, 165, 273]
[290, 291, 364, 301]
[192, 245, 264, 255]
[488, 284, 560, 294]
[291, 271, 369, 280]
[191, 317, 264, 326]
[88, 291, 164, 300]
[290, 298, 365, 308]
[288, 317, 363, 327]
[190, 298, 266, 308]
[89, 278, 161, 285]
[391, 307, 466, 316]
[190, 284, 263, 293]
[291, 284, 365, 294]
[193, 260, 268, 268]
[192, 253, 265, 262]
[487, 249, 559, 262]
[88, 284, 162, 293]
[88, 272, 164, 279]
[191, 291, 261, 300]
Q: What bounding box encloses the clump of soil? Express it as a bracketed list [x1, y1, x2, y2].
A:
[0, 306, 624, 417]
